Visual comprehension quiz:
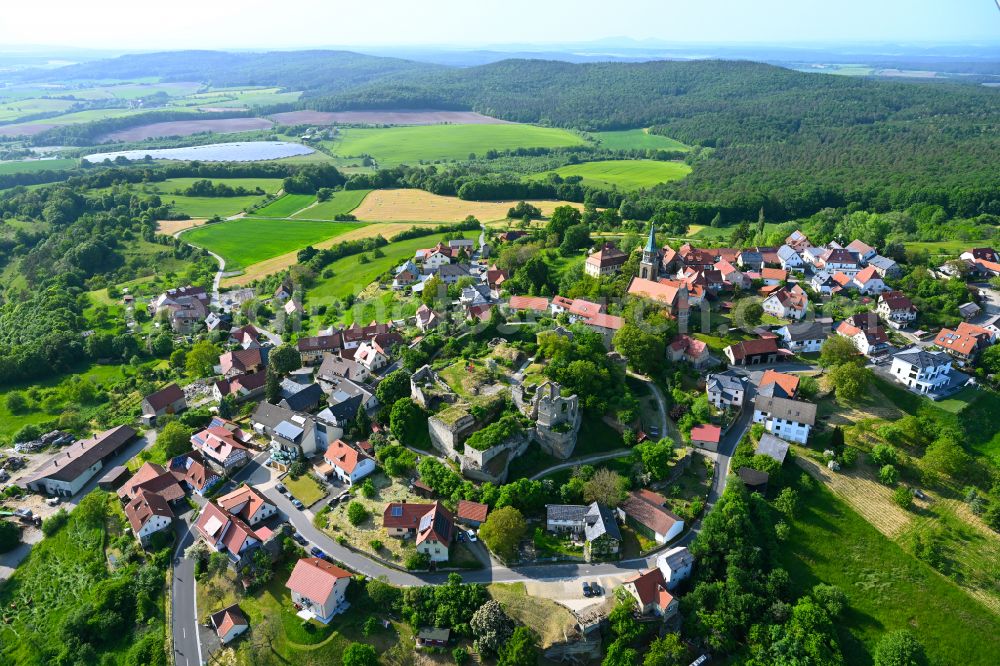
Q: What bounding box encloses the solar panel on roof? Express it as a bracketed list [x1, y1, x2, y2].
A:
[391, 506, 403, 517]
[274, 421, 304, 440]
[418, 513, 433, 532]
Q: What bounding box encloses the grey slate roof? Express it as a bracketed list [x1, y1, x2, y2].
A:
[706, 372, 743, 394]
[778, 321, 828, 342]
[893, 346, 950, 369]
[755, 433, 791, 464]
[584, 502, 622, 543]
[279, 380, 324, 412]
[546, 504, 588, 522]
[753, 395, 817, 425]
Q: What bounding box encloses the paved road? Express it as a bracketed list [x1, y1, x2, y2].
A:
[171, 516, 202, 666]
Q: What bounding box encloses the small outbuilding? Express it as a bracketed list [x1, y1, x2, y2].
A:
[737, 467, 770, 495]
[210, 604, 249, 644]
[416, 627, 451, 648]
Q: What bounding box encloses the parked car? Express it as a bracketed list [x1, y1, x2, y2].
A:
[275, 483, 286, 493]
[589, 582, 602, 596]
[913, 488, 929, 500]
[45, 497, 60, 507]
[457, 531, 466, 542]
[582, 582, 592, 597]
[292, 499, 304, 509]
[310, 547, 329, 561]
[466, 529, 477, 542]
[292, 532, 307, 545]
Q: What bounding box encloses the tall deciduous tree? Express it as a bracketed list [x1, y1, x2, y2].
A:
[583, 469, 627, 507]
[478, 506, 527, 562]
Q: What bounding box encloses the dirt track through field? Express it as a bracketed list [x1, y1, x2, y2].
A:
[353, 189, 583, 223]
[269, 110, 511, 126]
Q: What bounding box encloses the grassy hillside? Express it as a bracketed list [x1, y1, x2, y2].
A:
[292, 189, 371, 219]
[527, 159, 690, 189]
[183, 218, 359, 269]
[590, 128, 690, 151]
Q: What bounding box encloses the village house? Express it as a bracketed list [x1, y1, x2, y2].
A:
[656, 546, 695, 590]
[820, 247, 863, 276]
[416, 628, 451, 649]
[836, 318, 889, 357]
[867, 255, 902, 278]
[193, 500, 263, 568]
[286, 557, 352, 624]
[775, 320, 828, 353]
[228, 324, 263, 349]
[124, 489, 174, 546]
[934, 321, 994, 365]
[421, 244, 453, 271]
[213, 371, 268, 403]
[382, 501, 454, 563]
[618, 489, 684, 545]
[851, 266, 889, 295]
[622, 568, 679, 620]
[210, 604, 249, 645]
[627, 277, 690, 327]
[543, 503, 622, 562]
[317, 352, 371, 383]
[141, 383, 187, 425]
[667, 335, 710, 369]
[585, 242, 628, 277]
[354, 339, 389, 372]
[877, 291, 917, 327]
[23, 425, 138, 497]
[705, 371, 745, 408]
[251, 403, 323, 466]
[190, 418, 251, 473]
[415, 304, 442, 331]
[219, 348, 266, 378]
[737, 249, 764, 271]
[297, 333, 343, 365]
[776, 245, 804, 270]
[482, 265, 509, 298]
[171, 451, 222, 496]
[278, 380, 325, 413]
[393, 260, 421, 289]
[318, 375, 377, 429]
[507, 295, 551, 316]
[752, 395, 816, 443]
[785, 230, 812, 252]
[689, 424, 721, 452]
[318, 439, 376, 486]
[959, 302, 981, 320]
[846, 239, 877, 262]
[890, 347, 954, 395]
[713, 259, 746, 288]
[809, 271, 838, 295]
[117, 461, 185, 504]
[724, 337, 781, 366]
[216, 485, 277, 526]
[762, 285, 808, 320]
[760, 267, 787, 286]
[148, 285, 210, 333]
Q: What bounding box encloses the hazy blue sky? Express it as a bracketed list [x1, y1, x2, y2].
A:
[2, 0, 998, 50]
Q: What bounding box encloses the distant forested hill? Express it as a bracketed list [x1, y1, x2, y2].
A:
[22, 50, 443, 95]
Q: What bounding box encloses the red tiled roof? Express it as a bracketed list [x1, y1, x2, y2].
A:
[620, 490, 681, 536]
[761, 267, 787, 281]
[586, 243, 627, 268]
[124, 488, 173, 534]
[508, 295, 550, 312]
[759, 370, 800, 398]
[211, 604, 248, 639]
[584, 312, 624, 330]
[626, 567, 673, 609]
[457, 500, 489, 523]
[689, 424, 721, 444]
[854, 265, 880, 284]
[726, 337, 779, 361]
[627, 277, 687, 307]
[144, 383, 184, 411]
[219, 348, 263, 375]
[323, 439, 370, 474]
[217, 485, 272, 523]
[286, 557, 351, 604]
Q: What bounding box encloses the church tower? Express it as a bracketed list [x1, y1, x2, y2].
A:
[639, 221, 657, 280]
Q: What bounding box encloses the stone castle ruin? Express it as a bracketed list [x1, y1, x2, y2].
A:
[512, 381, 581, 460]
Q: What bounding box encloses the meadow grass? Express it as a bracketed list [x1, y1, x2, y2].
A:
[903, 239, 974, 257]
[182, 218, 358, 269]
[306, 232, 473, 304]
[325, 123, 587, 165]
[163, 194, 270, 218]
[292, 188, 371, 219]
[0, 97, 76, 122]
[780, 475, 1000, 666]
[146, 176, 284, 195]
[526, 159, 691, 189]
[0, 158, 78, 175]
[248, 193, 315, 217]
[590, 128, 690, 151]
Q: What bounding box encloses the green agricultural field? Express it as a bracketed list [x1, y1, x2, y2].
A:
[250, 193, 316, 217]
[590, 128, 690, 151]
[292, 189, 371, 219]
[147, 177, 284, 195]
[0, 97, 76, 122]
[307, 231, 473, 304]
[528, 159, 690, 189]
[780, 477, 1000, 665]
[183, 218, 359, 269]
[14, 106, 196, 127]
[0, 158, 78, 175]
[325, 123, 587, 165]
[690, 221, 783, 240]
[163, 194, 271, 218]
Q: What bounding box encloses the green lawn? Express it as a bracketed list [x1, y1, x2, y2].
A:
[284, 473, 327, 507]
[780, 476, 1000, 666]
[306, 231, 473, 305]
[182, 218, 359, 269]
[590, 128, 690, 152]
[325, 123, 587, 165]
[0, 158, 78, 175]
[904, 240, 972, 258]
[526, 159, 691, 189]
[250, 193, 316, 217]
[292, 189, 372, 219]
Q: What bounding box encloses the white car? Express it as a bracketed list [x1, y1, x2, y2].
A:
[466, 529, 477, 542]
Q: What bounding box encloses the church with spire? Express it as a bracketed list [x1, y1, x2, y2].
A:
[627, 221, 690, 329]
[639, 220, 659, 280]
